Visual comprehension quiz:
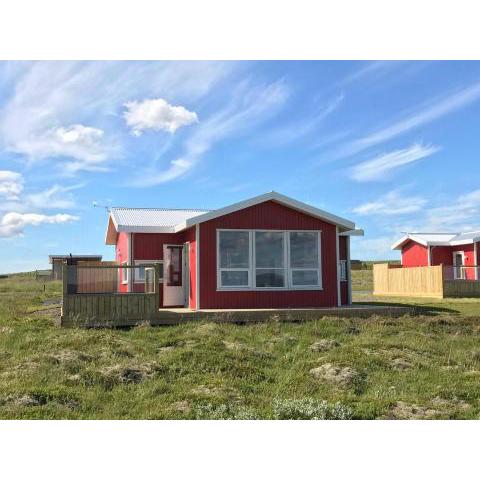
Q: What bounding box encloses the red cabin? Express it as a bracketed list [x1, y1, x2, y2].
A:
[392, 232, 480, 280]
[105, 192, 363, 309]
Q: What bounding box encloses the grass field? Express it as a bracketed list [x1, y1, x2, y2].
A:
[1, 272, 480, 419]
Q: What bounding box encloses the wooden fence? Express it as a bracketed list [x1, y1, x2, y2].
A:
[373, 264, 444, 298]
[374, 263, 480, 298]
[75, 261, 117, 293]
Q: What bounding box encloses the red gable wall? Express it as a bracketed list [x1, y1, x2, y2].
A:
[401, 241, 429, 267]
[198, 200, 340, 309]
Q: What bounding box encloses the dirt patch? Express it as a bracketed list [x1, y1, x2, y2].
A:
[310, 363, 360, 387]
[49, 349, 93, 364]
[387, 401, 438, 420]
[99, 363, 160, 384]
[430, 396, 471, 412]
[390, 358, 413, 370]
[310, 339, 340, 352]
[172, 400, 191, 413]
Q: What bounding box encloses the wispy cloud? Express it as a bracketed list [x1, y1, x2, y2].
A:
[0, 212, 79, 238]
[123, 98, 198, 136]
[353, 190, 427, 216]
[259, 94, 344, 147]
[130, 80, 290, 186]
[26, 184, 83, 210]
[338, 81, 480, 158]
[350, 143, 440, 182]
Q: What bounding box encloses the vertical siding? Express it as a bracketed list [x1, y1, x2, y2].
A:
[339, 236, 348, 305]
[116, 232, 129, 293]
[199, 200, 339, 309]
[401, 241, 429, 267]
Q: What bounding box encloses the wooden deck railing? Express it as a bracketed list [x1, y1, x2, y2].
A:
[61, 263, 161, 326]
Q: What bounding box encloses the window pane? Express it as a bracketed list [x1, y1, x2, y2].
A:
[256, 269, 285, 287]
[221, 270, 249, 286]
[219, 231, 250, 268]
[291, 270, 319, 286]
[290, 232, 319, 268]
[255, 231, 284, 268]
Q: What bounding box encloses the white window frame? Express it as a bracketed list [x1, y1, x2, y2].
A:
[121, 261, 128, 285]
[339, 260, 347, 281]
[134, 260, 164, 283]
[216, 229, 322, 291]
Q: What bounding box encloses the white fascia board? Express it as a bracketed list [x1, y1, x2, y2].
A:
[339, 228, 364, 237]
[391, 235, 410, 250]
[448, 238, 476, 246]
[178, 191, 356, 231]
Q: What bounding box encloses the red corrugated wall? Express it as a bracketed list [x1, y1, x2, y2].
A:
[431, 243, 476, 279]
[129, 228, 197, 307]
[198, 200, 340, 309]
[339, 236, 348, 305]
[401, 241, 429, 267]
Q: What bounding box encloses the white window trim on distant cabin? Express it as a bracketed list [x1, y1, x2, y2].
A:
[216, 229, 322, 291]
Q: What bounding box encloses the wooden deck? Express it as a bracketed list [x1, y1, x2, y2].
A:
[61, 304, 413, 327]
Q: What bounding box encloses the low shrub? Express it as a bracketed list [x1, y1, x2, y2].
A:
[272, 398, 353, 420]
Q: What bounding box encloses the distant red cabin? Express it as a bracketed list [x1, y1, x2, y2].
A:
[105, 192, 362, 309]
[392, 232, 480, 280]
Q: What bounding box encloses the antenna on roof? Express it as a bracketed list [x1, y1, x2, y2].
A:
[93, 201, 110, 212]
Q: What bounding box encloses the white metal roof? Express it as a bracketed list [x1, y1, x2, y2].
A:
[391, 231, 480, 250]
[105, 192, 360, 245]
[111, 207, 209, 231]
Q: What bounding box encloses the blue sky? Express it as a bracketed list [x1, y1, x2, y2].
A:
[1, 60, 480, 273]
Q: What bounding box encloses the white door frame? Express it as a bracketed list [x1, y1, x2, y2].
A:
[163, 244, 185, 306]
[452, 250, 465, 280]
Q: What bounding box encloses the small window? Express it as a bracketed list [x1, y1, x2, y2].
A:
[339, 260, 347, 281]
[134, 260, 164, 283]
[121, 261, 128, 284]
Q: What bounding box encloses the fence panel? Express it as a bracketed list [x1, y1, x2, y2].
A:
[373, 264, 444, 298]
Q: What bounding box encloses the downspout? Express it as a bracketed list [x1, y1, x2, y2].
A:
[346, 235, 352, 305]
[336, 226, 341, 307]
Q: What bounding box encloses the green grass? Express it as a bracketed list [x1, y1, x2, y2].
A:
[1, 274, 480, 419]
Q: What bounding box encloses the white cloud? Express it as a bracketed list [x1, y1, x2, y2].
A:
[0, 61, 234, 173]
[353, 190, 427, 216]
[350, 143, 440, 182]
[0, 171, 24, 200]
[124, 98, 198, 136]
[130, 80, 289, 186]
[11, 124, 110, 173]
[0, 212, 79, 238]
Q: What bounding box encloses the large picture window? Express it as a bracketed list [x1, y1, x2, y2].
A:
[217, 229, 322, 290]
